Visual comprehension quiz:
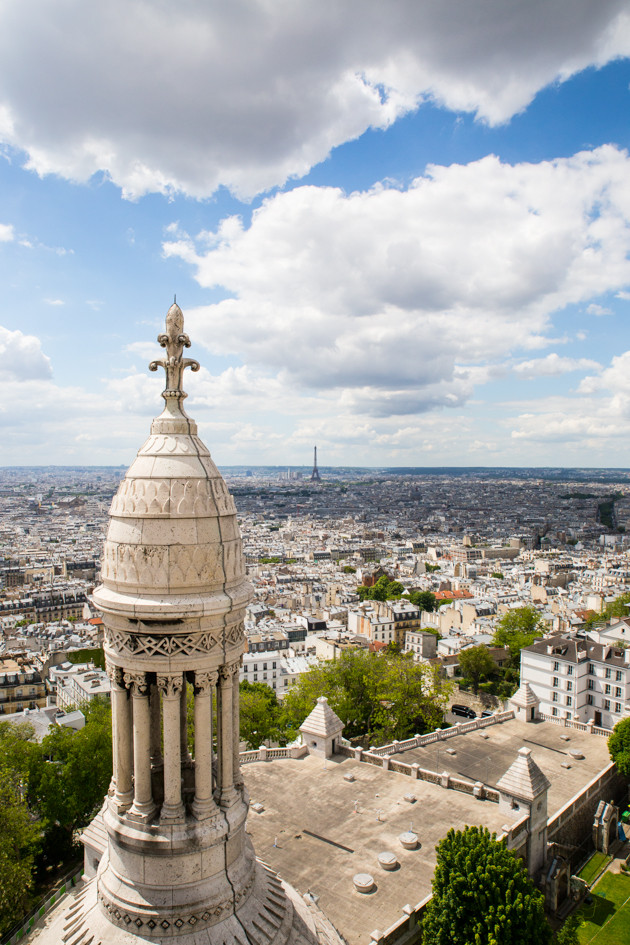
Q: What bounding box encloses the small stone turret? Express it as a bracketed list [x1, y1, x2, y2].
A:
[300, 696, 344, 758]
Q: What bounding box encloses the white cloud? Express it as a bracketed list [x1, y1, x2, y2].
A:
[0, 325, 52, 381]
[513, 353, 601, 378]
[44, 298, 64, 306]
[586, 302, 612, 316]
[163, 146, 630, 418]
[0, 222, 14, 242]
[0, 1, 628, 198]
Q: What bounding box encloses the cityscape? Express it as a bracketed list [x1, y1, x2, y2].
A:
[1, 2, 630, 945]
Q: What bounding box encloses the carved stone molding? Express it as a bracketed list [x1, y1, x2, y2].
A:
[110, 476, 228, 519]
[97, 871, 256, 935]
[104, 627, 221, 659]
[101, 541, 229, 589]
[105, 661, 125, 688]
[123, 671, 149, 696]
[156, 673, 184, 699]
[194, 671, 218, 694]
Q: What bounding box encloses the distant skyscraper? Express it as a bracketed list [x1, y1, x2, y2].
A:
[311, 445, 321, 481]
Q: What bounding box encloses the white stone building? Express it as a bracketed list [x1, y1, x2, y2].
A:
[240, 649, 318, 698]
[51, 661, 111, 709]
[520, 632, 630, 729]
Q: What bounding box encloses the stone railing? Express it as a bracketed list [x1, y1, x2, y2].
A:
[369, 894, 432, 945]
[538, 714, 611, 737]
[239, 744, 308, 765]
[350, 746, 495, 801]
[546, 761, 622, 839]
[368, 711, 514, 757]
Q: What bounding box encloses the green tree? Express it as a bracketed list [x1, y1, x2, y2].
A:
[458, 646, 495, 694]
[356, 575, 405, 602]
[422, 826, 551, 945]
[280, 649, 451, 743]
[493, 606, 544, 670]
[407, 590, 437, 612]
[342, 565, 356, 574]
[554, 913, 579, 945]
[239, 681, 284, 748]
[0, 776, 41, 936]
[36, 699, 112, 861]
[608, 716, 630, 777]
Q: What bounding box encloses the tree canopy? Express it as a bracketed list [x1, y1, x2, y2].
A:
[492, 606, 545, 669]
[608, 716, 630, 777]
[422, 826, 551, 945]
[280, 649, 451, 743]
[458, 645, 495, 694]
[356, 575, 405, 601]
[239, 681, 286, 748]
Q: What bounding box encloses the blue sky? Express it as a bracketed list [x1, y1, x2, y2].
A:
[2, 0, 630, 468]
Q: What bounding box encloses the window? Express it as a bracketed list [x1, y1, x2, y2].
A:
[253, 664, 258, 672]
[243, 665, 248, 672]
[568, 665, 573, 675]
[616, 670, 623, 682]
[616, 687, 622, 698]
[605, 684, 611, 695]
[566, 696, 572, 707]
[606, 668, 612, 679]
[587, 694, 594, 705]
[588, 679, 595, 690]
[552, 707, 558, 716]
[588, 664, 595, 675]
[263, 663, 267, 670]
[604, 699, 611, 710]
[615, 702, 622, 713]
[567, 681, 573, 691]
[552, 692, 558, 702]
[553, 677, 559, 688]
[553, 661, 559, 671]
[272, 662, 276, 669]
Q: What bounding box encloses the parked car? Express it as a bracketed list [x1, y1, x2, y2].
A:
[451, 704, 477, 719]
[480, 710, 493, 718]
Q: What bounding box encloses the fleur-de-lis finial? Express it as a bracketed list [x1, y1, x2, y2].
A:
[149, 301, 200, 398]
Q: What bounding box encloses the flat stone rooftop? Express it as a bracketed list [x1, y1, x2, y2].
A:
[242, 718, 612, 945]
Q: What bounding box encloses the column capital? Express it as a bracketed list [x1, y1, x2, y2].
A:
[194, 670, 218, 694]
[106, 662, 125, 688]
[123, 670, 149, 696]
[219, 661, 240, 682]
[157, 673, 183, 698]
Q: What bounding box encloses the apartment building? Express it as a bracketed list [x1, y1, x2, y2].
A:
[0, 655, 46, 714]
[521, 633, 630, 730]
[51, 661, 111, 709]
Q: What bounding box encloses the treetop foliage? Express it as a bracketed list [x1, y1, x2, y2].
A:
[608, 716, 630, 777]
[422, 826, 551, 945]
[280, 648, 451, 743]
[492, 606, 545, 668]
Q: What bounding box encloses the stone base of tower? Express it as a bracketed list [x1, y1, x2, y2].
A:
[37, 859, 329, 945]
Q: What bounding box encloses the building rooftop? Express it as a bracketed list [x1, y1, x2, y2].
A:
[243, 717, 612, 944]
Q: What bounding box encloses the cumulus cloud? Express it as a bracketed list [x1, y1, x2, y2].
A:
[513, 353, 601, 378]
[163, 145, 630, 417]
[0, 326, 52, 381]
[0, 1, 628, 198]
[0, 223, 14, 242]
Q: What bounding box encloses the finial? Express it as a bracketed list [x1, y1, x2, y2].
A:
[149, 301, 200, 399]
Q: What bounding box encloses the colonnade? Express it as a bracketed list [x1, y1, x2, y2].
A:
[107, 660, 241, 822]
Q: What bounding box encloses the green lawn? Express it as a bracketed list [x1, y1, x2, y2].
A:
[576, 872, 630, 944]
[579, 852, 613, 886]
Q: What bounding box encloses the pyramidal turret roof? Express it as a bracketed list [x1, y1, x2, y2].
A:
[496, 747, 550, 801]
[510, 682, 539, 708]
[300, 697, 344, 739]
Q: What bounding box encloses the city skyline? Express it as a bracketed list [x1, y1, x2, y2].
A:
[1, 2, 630, 468]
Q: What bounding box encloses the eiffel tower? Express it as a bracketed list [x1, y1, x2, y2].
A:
[311, 445, 321, 481]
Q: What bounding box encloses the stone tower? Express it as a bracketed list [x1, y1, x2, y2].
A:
[42, 304, 322, 945]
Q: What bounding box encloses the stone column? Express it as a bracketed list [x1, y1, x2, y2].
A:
[218, 662, 238, 807]
[125, 671, 155, 821]
[157, 673, 185, 823]
[192, 670, 218, 820]
[109, 665, 133, 813]
[233, 658, 243, 787]
[150, 681, 163, 766]
[180, 677, 192, 764]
